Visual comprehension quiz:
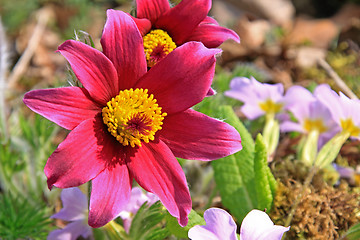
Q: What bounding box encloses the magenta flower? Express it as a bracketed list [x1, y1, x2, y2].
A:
[314, 84, 360, 139]
[225, 77, 285, 120]
[281, 85, 339, 147]
[240, 210, 290, 240]
[23, 10, 242, 228]
[188, 208, 237, 240]
[48, 188, 92, 240]
[130, 0, 239, 67]
[118, 187, 158, 232]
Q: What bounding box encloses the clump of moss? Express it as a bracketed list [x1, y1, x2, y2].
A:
[270, 180, 360, 239]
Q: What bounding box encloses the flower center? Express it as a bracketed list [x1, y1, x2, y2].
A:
[143, 29, 177, 67]
[340, 118, 360, 137]
[259, 99, 283, 114]
[102, 88, 167, 147]
[303, 119, 328, 133]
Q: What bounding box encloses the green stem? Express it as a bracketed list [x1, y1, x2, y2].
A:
[300, 130, 319, 166]
[102, 220, 128, 240]
[263, 114, 280, 160]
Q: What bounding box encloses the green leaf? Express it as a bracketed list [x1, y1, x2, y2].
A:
[254, 134, 274, 211]
[128, 201, 170, 240]
[207, 106, 277, 221]
[266, 166, 277, 199]
[342, 222, 360, 240]
[165, 209, 205, 239]
[210, 105, 257, 221]
[0, 192, 51, 240]
[315, 131, 349, 169]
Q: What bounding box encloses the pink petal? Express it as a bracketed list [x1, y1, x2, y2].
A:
[200, 16, 219, 26]
[188, 208, 237, 240]
[127, 140, 191, 226]
[58, 40, 118, 106]
[129, 14, 152, 36]
[23, 87, 100, 130]
[101, 10, 147, 91]
[45, 116, 122, 189]
[136, 0, 170, 24]
[134, 42, 220, 115]
[187, 24, 240, 48]
[160, 109, 242, 161]
[155, 0, 211, 45]
[240, 210, 289, 240]
[88, 163, 132, 228]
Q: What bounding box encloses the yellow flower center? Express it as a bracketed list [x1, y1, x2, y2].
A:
[143, 29, 177, 67]
[102, 88, 167, 147]
[340, 118, 360, 137]
[303, 119, 328, 133]
[258, 99, 283, 114]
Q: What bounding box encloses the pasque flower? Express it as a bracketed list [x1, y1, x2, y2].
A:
[188, 208, 289, 240]
[23, 10, 242, 228]
[48, 188, 92, 240]
[131, 0, 240, 67]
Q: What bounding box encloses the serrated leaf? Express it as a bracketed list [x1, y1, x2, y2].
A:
[165, 209, 205, 239]
[254, 134, 273, 211]
[343, 222, 360, 240]
[266, 166, 277, 199]
[210, 105, 257, 221]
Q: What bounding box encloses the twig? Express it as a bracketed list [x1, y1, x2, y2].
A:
[317, 58, 358, 100]
[284, 165, 318, 227]
[7, 7, 51, 89]
[0, 17, 9, 142]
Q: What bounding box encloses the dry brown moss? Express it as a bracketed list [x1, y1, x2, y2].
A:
[270, 180, 360, 239]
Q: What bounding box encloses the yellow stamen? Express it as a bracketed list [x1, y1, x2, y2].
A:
[143, 29, 177, 67]
[341, 118, 360, 137]
[102, 88, 167, 147]
[259, 99, 283, 115]
[303, 119, 328, 133]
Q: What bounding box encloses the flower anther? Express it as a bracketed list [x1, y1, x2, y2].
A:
[143, 29, 177, 67]
[259, 99, 283, 115]
[303, 119, 328, 133]
[102, 88, 167, 147]
[341, 118, 360, 137]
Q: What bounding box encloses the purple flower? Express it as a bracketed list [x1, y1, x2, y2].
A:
[314, 84, 360, 140]
[281, 85, 339, 147]
[118, 187, 158, 232]
[240, 209, 289, 240]
[48, 188, 92, 240]
[188, 208, 289, 240]
[188, 208, 237, 240]
[225, 77, 284, 120]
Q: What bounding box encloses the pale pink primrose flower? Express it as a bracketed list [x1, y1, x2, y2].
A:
[188, 208, 289, 240]
[281, 85, 340, 147]
[48, 188, 93, 240]
[314, 84, 360, 140]
[225, 77, 284, 120]
[240, 209, 289, 240]
[188, 208, 237, 240]
[118, 187, 158, 232]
